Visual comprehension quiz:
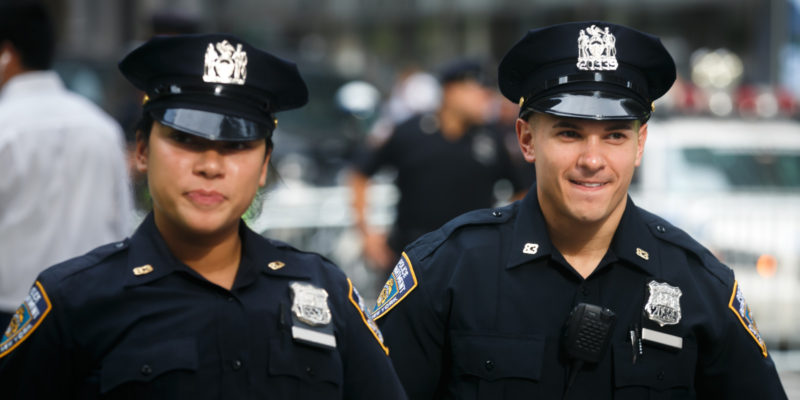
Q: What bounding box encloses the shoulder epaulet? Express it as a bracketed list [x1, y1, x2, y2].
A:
[639, 209, 733, 286]
[43, 239, 130, 282]
[405, 203, 516, 261]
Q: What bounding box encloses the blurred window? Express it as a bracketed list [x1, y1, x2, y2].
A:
[674, 148, 800, 191]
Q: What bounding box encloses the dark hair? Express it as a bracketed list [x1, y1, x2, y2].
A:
[0, 1, 55, 70]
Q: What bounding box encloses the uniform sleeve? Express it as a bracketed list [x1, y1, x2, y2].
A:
[340, 278, 408, 400]
[0, 279, 77, 398]
[695, 280, 788, 398]
[374, 253, 448, 400]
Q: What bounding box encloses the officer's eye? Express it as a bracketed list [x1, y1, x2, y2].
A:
[170, 132, 197, 145]
[607, 132, 628, 140]
[557, 130, 581, 139]
[223, 141, 258, 151]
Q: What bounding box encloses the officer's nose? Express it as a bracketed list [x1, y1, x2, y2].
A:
[576, 136, 606, 171]
[193, 148, 225, 179]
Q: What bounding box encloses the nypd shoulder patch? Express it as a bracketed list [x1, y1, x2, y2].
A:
[347, 279, 389, 355]
[371, 252, 417, 321]
[728, 280, 767, 358]
[1, 281, 52, 358]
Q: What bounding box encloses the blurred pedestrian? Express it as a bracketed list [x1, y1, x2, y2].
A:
[372, 21, 788, 399]
[0, 33, 405, 399]
[0, 1, 133, 329]
[350, 59, 526, 273]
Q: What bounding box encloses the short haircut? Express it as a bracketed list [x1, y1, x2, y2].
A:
[0, 1, 55, 70]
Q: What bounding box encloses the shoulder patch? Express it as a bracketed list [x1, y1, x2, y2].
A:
[728, 280, 768, 358]
[371, 252, 418, 320]
[0, 281, 52, 358]
[347, 279, 389, 355]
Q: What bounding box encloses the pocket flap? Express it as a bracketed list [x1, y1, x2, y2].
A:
[613, 339, 696, 391]
[452, 332, 545, 381]
[269, 338, 342, 385]
[100, 337, 198, 393]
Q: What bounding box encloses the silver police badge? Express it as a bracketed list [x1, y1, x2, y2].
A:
[290, 282, 332, 326]
[203, 40, 248, 85]
[576, 25, 618, 71]
[644, 281, 682, 326]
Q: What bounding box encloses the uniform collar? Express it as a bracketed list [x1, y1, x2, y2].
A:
[505, 189, 659, 276]
[125, 213, 312, 287]
[506, 189, 554, 269]
[609, 196, 660, 276]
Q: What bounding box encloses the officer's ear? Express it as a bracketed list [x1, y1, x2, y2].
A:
[634, 122, 648, 167]
[134, 128, 150, 174]
[516, 117, 536, 163]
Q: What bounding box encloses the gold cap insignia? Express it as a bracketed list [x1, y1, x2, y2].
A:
[518, 96, 525, 107]
[268, 261, 285, 270]
[133, 264, 154, 276]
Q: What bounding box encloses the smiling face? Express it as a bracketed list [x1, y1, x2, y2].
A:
[136, 121, 269, 240]
[516, 112, 647, 228]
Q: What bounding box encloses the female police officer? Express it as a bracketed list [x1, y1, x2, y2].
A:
[0, 34, 406, 399]
[372, 22, 787, 399]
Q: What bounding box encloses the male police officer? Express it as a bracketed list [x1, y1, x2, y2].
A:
[0, 33, 405, 399]
[372, 21, 787, 399]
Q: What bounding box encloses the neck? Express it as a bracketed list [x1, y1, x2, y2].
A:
[438, 107, 469, 140]
[154, 214, 242, 290]
[541, 198, 626, 279]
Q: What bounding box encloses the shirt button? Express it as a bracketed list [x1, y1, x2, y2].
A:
[484, 360, 495, 371]
[492, 210, 503, 217]
[227, 296, 235, 302]
[656, 225, 667, 233]
[140, 364, 152, 376]
[306, 366, 315, 376]
[232, 360, 243, 370]
[581, 286, 590, 296]
[657, 371, 665, 380]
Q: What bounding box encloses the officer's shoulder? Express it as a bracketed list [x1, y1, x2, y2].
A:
[39, 239, 130, 284]
[637, 208, 733, 285]
[265, 237, 344, 277]
[406, 203, 517, 261]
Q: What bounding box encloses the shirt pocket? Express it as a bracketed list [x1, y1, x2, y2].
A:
[612, 338, 697, 400]
[99, 337, 198, 396]
[451, 332, 546, 399]
[267, 338, 343, 398]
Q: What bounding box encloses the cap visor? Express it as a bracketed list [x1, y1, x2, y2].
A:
[530, 91, 648, 120]
[151, 108, 272, 141]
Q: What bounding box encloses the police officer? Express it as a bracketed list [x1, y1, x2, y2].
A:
[0, 34, 406, 399]
[372, 21, 788, 399]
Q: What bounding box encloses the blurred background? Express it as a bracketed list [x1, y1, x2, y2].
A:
[36, 0, 800, 392]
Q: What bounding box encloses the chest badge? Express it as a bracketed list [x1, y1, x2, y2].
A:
[290, 282, 331, 326]
[644, 281, 682, 326]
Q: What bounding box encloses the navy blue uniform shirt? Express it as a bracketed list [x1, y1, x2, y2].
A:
[0, 213, 406, 399]
[354, 113, 525, 253]
[373, 188, 787, 399]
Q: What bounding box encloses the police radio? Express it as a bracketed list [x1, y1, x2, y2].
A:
[562, 303, 616, 399]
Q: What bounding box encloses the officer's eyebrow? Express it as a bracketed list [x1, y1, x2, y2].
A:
[550, 121, 635, 131]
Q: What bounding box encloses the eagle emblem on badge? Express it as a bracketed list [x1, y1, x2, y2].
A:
[290, 282, 332, 326]
[644, 281, 682, 326]
[203, 40, 248, 85]
[577, 25, 618, 71]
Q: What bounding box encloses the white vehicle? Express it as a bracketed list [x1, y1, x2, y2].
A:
[632, 117, 800, 348]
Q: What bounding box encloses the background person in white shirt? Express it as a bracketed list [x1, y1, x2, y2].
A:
[0, 1, 133, 328]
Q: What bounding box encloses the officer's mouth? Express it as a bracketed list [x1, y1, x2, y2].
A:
[185, 189, 226, 207]
[569, 180, 608, 190]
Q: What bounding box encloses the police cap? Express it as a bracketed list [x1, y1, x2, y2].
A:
[498, 21, 675, 121]
[119, 33, 308, 141]
[438, 59, 491, 86]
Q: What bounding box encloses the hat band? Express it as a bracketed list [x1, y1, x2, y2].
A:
[538, 72, 647, 100]
[147, 82, 273, 114]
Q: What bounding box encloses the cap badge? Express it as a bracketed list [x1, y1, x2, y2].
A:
[577, 25, 618, 71]
[644, 281, 682, 326]
[290, 282, 332, 326]
[203, 40, 248, 85]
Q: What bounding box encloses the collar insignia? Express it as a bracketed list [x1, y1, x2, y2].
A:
[636, 248, 650, 260]
[268, 261, 285, 270]
[203, 40, 248, 85]
[522, 242, 539, 255]
[577, 25, 618, 71]
[132, 264, 154, 276]
[290, 282, 331, 326]
[644, 280, 682, 326]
